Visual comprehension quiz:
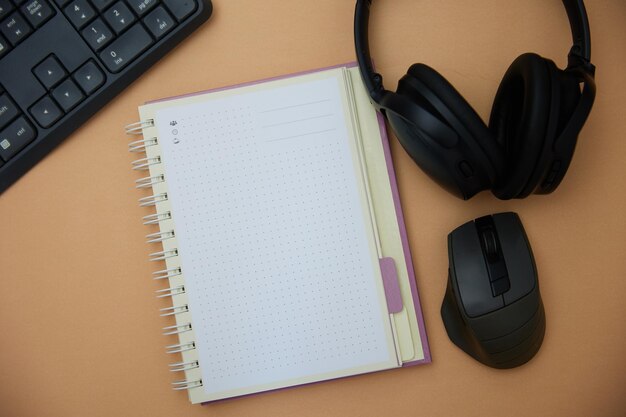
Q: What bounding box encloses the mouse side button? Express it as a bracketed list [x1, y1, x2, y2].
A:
[492, 213, 537, 305]
[449, 222, 504, 317]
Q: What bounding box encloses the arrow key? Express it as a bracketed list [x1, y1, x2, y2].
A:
[73, 60, 105, 95]
[51, 79, 84, 112]
[30, 95, 63, 128]
[33, 54, 67, 90]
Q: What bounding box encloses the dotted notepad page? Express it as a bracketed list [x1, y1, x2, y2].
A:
[155, 74, 395, 395]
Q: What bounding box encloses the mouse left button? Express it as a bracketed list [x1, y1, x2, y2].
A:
[449, 222, 504, 317]
[492, 213, 537, 305]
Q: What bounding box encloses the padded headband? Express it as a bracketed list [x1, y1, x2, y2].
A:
[355, 0, 594, 103]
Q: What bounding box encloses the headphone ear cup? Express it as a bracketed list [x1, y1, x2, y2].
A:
[534, 68, 588, 194]
[384, 108, 469, 197]
[388, 64, 502, 199]
[489, 53, 561, 199]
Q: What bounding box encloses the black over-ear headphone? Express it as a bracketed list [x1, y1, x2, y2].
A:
[355, 0, 596, 200]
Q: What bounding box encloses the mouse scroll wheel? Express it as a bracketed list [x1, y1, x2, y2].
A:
[481, 228, 499, 261]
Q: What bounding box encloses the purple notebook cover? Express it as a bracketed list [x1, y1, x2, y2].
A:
[146, 62, 431, 402]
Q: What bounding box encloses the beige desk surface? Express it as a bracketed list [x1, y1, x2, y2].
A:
[1, 1, 624, 416]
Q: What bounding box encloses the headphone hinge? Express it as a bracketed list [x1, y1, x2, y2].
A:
[370, 72, 386, 103]
[372, 72, 384, 91]
[567, 47, 595, 77]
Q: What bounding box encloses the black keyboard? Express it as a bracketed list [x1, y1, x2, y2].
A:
[0, 0, 213, 193]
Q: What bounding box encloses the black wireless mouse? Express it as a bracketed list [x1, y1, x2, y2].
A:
[441, 212, 545, 369]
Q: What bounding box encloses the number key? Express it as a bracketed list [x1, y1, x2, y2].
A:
[143, 6, 176, 39]
[81, 18, 114, 50]
[103, 2, 135, 34]
[64, 0, 96, 29]
[99, 24, 153, 73]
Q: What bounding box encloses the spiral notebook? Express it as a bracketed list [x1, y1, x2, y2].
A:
[126, 64, 430, 404]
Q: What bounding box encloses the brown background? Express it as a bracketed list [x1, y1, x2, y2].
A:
[1, 1, 624, 416]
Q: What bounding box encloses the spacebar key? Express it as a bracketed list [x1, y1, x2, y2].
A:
[99, 25, 154, 73]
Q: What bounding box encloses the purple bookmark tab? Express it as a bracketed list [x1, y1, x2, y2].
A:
[379, 257, 403, 314]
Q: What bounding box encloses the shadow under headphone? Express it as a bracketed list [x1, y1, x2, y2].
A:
[355, 0, 596, 200]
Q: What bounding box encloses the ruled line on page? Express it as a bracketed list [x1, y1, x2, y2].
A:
[266, 128, 337, 143]
[262, 113, 334, 128]
[260, 99, 331, 113]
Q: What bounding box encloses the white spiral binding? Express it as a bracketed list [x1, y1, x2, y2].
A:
[143, 211, 172, 225]
[128, 137, 158, 153]
[149, 249, 178, 262]
[125, 119, 154, 135]
[171, 379, 202, 391]
[129, 119, 200, 394]
[163, 323, 192, 336]
[136, 175, 165, 189]
[152, 267, 182, 281]
[159, 304, 189, 317]
[169, 360, 199, 372]
[146, 230, 175, 243]
[166, 342, 196, 354]
[139, 193, 168, 207]
[155, 285, 185, 298]
[132, 156, 161, 171]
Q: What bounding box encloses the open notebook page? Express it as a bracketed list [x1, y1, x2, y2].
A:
[152, 69, 399, 399]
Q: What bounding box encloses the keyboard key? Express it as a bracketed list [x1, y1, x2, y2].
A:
[126, 0, 158, 17]
[30, 95, 63, 128]
[103, 2, 136, 34]
[73, 60, 105, 94]
[64, 0, 96, 29]
[1, 12, 32, 45]
[0, 0, 14, 21]
[163, 0, 197, 22]
[33, 55, 67, 89]
[81, 17, 114, 50]
[0, 94, 19, 130]
[99, 23, 153, 72]
[0, 33, 10, 58]
[143, 6, 175, 39]
[20, 0, 54, 28]
[52, 0, 71, 6]
[52, 78, 84, 112]
[0, 117, 36, 162]
[90, 0, 114, 12]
